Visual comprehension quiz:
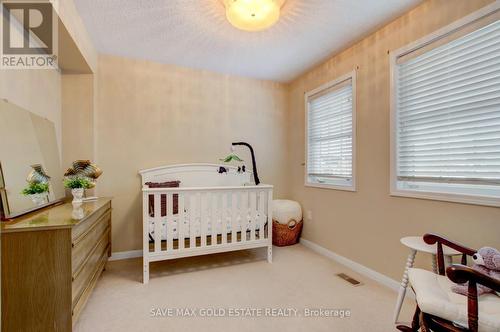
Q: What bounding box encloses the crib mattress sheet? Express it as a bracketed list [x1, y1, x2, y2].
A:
[148, 209, 266, 240]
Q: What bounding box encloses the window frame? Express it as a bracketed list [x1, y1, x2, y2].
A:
[389, 2, 500, 207]
[304, 71, 357, 191]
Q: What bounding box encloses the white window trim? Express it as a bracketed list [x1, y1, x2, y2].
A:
[389, 2, 500, 207]
[304, 70, 357, 192]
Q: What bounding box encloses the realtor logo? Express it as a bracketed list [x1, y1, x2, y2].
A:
[1, 1, 58, 69]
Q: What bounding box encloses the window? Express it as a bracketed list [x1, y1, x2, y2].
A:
[390, 7, 500, 206]
[305, 72, 356, 190]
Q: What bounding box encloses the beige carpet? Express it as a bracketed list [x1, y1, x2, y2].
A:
[75, 244, 414, 332]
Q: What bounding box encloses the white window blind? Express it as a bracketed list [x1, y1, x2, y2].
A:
[307, 77, 354, 188]
[394, 18, 500, 200]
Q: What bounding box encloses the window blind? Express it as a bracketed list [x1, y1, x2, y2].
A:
[307, 79, 353, 183]
[396, 20, 500, 186]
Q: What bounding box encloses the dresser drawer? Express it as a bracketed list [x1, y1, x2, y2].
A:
[72, 210, 111, 276]
[72, 229, 110, 307]
[72, 202, 111, 241]
[72, 250, 107, 323]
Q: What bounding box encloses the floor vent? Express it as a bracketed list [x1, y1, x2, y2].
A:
[336, 273, 362, 286]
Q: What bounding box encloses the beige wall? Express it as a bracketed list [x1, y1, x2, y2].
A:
[61, 74, 95, 167]
[287, 0, 500, 281]
[55, 0, 98, 72]
[96, 54, 289, 252]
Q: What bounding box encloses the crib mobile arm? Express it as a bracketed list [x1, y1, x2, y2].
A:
[232, 142, 260, 185]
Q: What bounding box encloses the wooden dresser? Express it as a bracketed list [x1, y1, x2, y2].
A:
[1, 198, 112, 332]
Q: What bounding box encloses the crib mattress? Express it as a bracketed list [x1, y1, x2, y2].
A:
[148, 209, 266, 240]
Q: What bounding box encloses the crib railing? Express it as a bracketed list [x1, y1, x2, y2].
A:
[142, 185, 273, 263]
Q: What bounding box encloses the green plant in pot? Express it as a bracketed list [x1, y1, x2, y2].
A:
[63, 160, 102, 204]
[64, 177, 93, 204]
[21, 182, 50, 206]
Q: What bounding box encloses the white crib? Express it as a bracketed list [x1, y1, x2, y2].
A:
[139, 164, 273, 284]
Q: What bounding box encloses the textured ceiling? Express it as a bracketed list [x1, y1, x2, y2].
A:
[74, 0, 422, 82]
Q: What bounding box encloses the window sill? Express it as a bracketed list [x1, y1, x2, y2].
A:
[305, 182, 356, 192]
[390, 189, 500, 208]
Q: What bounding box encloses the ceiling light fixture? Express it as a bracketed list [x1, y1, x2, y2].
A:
[222, 0, 286, 32]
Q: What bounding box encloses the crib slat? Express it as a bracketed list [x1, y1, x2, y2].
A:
[231, 192, 237, 243]
[166, 193, 173, 251]
[154, 194, 161, 252]
[211, 192, 218, 245]
[250, 191, 256, 241]
[190, 194, 197, 248]
[240, 191, 248, 242]
[267, 190, 273, 240]
[178, 193, 185, 250]
[221, 193, 227, 245]
[201, 193, 207, 247]
[258, 191, 265, 240]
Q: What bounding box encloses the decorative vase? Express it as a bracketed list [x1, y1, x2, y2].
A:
[29, 193, 48, 206]
[71, 202, 84, 220]
[71, 188, 84, 204]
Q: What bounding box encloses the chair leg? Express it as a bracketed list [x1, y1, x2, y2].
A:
[394, 249, 417, 323]
[419, 311, 430, 332]
[396, 305, 420, 332]
[411, 305, 421, 331]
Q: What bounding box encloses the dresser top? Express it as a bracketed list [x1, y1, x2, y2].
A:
[1, 198, 111, 233]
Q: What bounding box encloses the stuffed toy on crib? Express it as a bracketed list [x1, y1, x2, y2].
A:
[452, 246, 500, 296]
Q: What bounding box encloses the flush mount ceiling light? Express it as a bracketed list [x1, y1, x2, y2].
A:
[222, 0, 286, 32]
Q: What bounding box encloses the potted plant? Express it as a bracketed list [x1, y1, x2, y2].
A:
[64, 177, 93, 204]
[22, 182, 50, 206]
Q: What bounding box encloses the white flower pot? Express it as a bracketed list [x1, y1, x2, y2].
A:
[71, 203, 84, 220]
[29, 193, 48, 206]
[71, 188, 85, 204]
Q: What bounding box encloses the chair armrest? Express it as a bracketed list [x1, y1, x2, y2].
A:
[447, 264, 500, 332]
[423, 233, 476, 256]
[424, 233, 476, 275]
[447, 264, 500, 293]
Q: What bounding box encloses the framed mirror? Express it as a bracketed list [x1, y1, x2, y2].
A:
[0, 99, 65, 219]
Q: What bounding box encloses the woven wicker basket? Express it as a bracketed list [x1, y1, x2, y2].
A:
[272, 219, 303, 247]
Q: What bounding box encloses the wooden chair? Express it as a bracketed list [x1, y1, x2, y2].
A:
[397, 233, 500, 332]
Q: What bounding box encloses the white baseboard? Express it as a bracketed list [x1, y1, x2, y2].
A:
[109, 250, 143, 261]
[300, 238, 402, 293]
